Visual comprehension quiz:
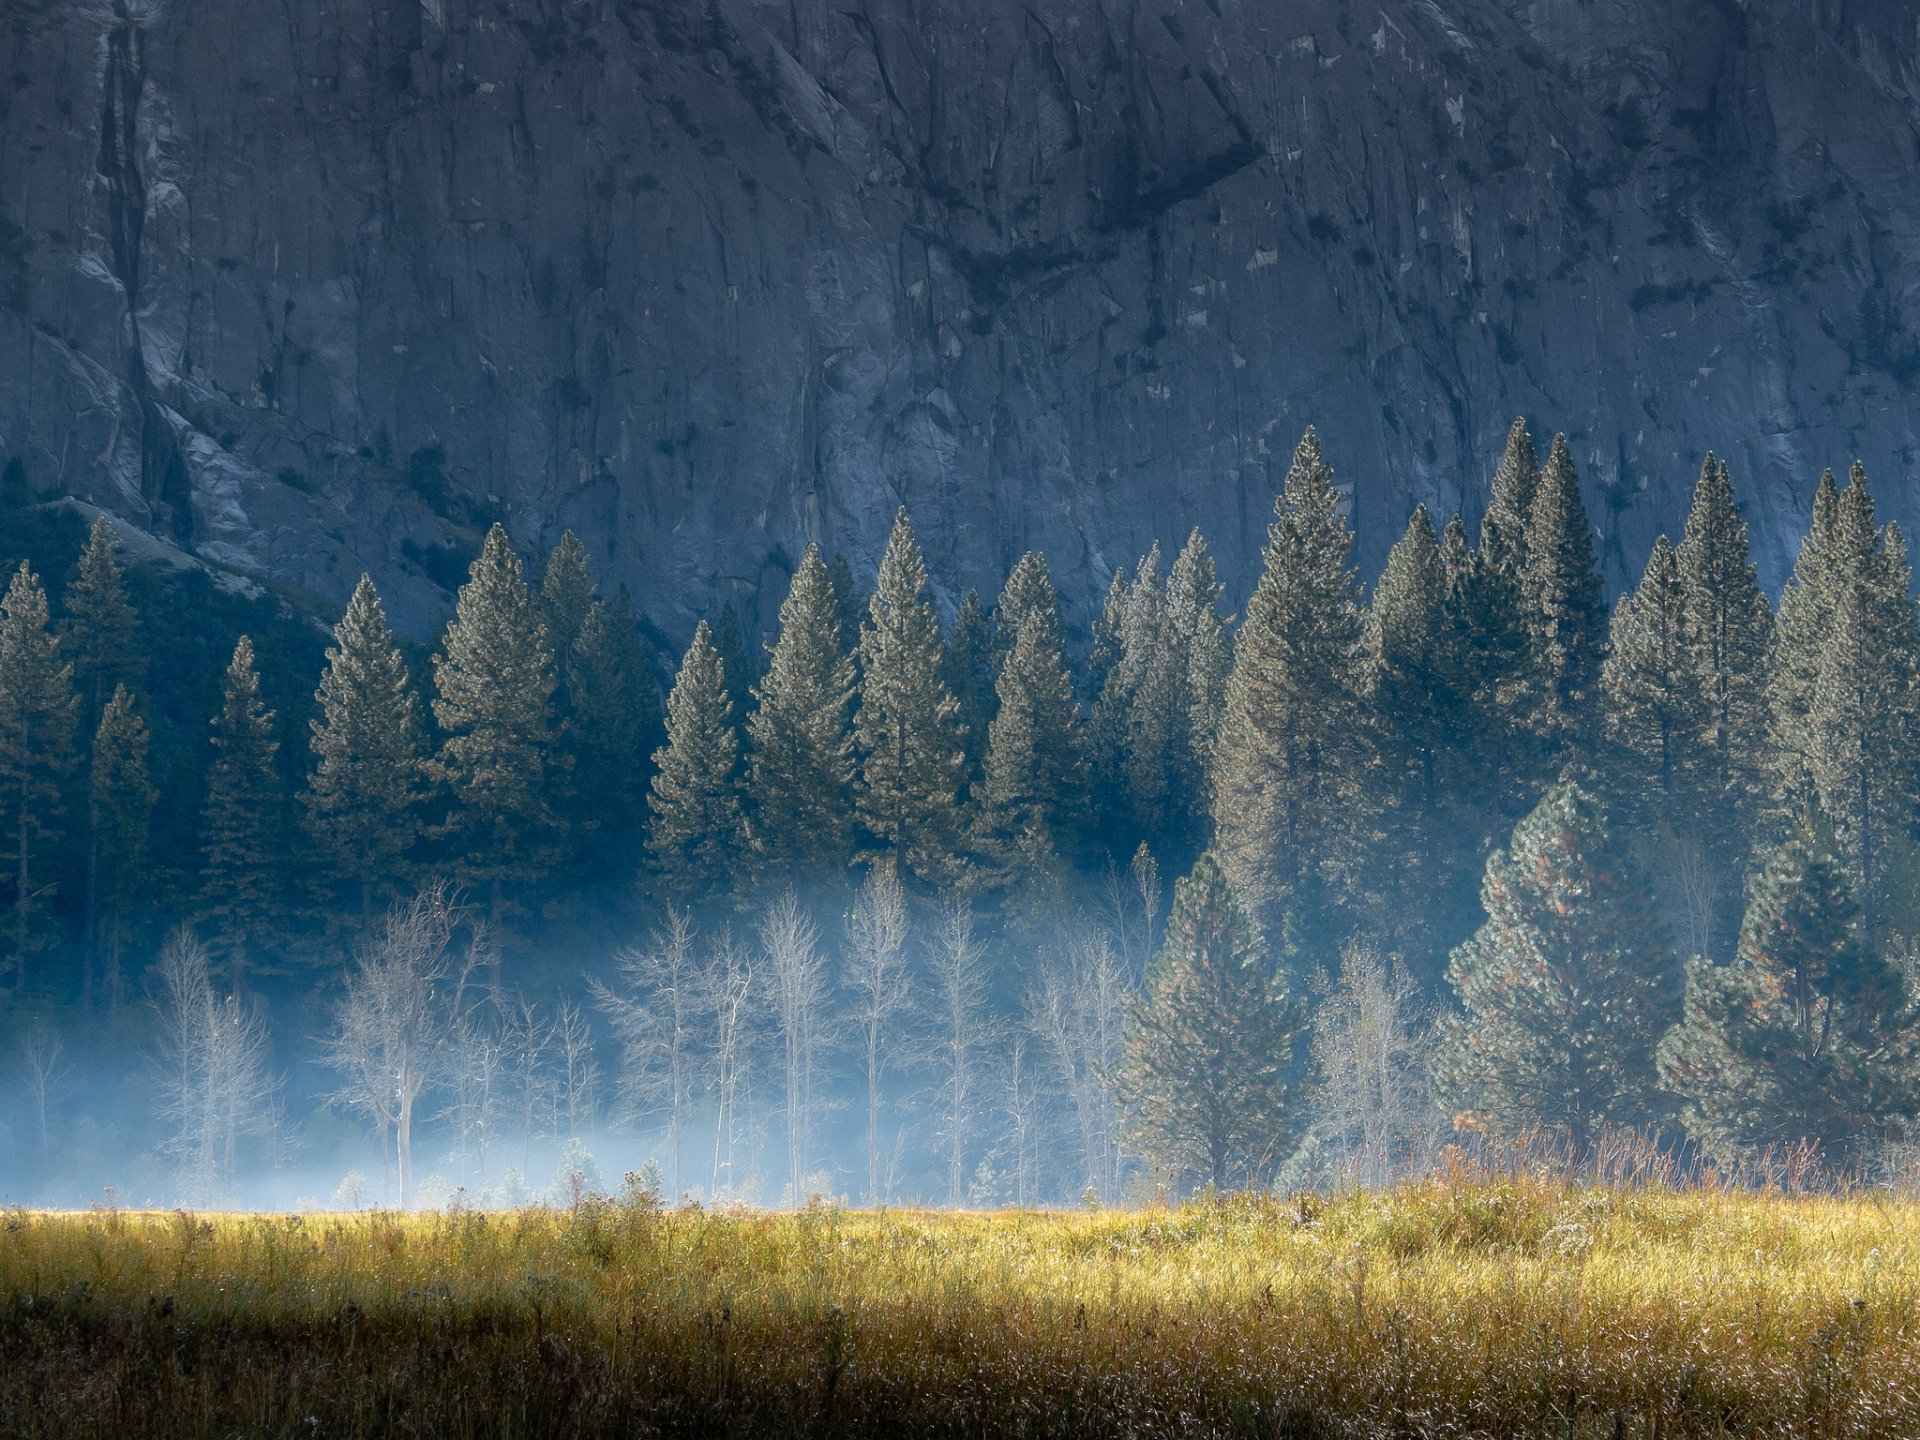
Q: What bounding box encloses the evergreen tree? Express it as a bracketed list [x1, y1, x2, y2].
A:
[1675, 454, 1772, 923]
[1520, 434, 1607, 766]
[1167, 528, 1230, 808]
[1479, 417, 1540, 583]
[1116, 852, 1303, 1189]
[942, 588, 995, 799]
[1116, 545, 1188, 849]
[853, 509, 964, 882]
[1602, 536, 1705, 818]
[62, 514, 140, 726]
[1766, 469, 1845, 811]
[1369, 505, 1478, 981]
[646, 621, 746, 905]
[565, 588, 656, 876]
[713, 602, 755, 731]
[1807, 493, 1920, 935]
[200, 635, 283, 983]
[536, 531, 597, 667]
[1436, 782, 1679, 1148]
[1371, 505, 1459, 826]
[1658, 820, 1920, 1165]
[305, 575, 425, 921]
[1211, 428, 1371, 922]
[1766, 465, 1920, 932]
[995, 551, 1068, 662]
[429, 524, 559, 924]
[976, 606, 1084, 903]
[744, 543, 858, 888]
[827, 553, 865, 658]
[0, 563, 77, 994]
[89, 684, 154, 1018]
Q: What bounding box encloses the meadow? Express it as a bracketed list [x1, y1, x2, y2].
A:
[3, 1175, 1919, 1438]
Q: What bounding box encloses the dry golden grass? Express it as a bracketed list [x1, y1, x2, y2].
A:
[4, 1176, 1919, 1437]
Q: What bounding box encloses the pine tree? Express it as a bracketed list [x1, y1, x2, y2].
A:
[1677, 454, 1771, 822]
[646, 621, 745, 905]
[853, 509, 964, 882]
[0, 563, 77, 994]
[1116, 545, 1189, 850]
[305, 575, 425, 922]
[744, 543, 858, 888]
[1371, 505, 1458, 826]
[89, 684, 154, 1018]
[827, 553, 865, 659]
[1806, 482, 1920, 933]
[1520, 434, 1607, 766]
[1766, 465, 1920, 933]
[429, 524, 559, 924]
[976, 605, 1085, 901]
[1479, 417, 1540, 583]
[1167, 528, 1230, 809]
[1658, 820, 1920, 1165]
[200, 635, 283, 983]
[62, 514, 140, 726]
[536, 531, 597, 667]
[1211, 428, 1370, 922]
[713, 602, 755, 731]
[1116, 852, 1303, 1189]
[1602, 536, 1705, 819]
[1436, 782, 1679, 1148]
[942, 588, 995, 799]
[1675, 454, 1772, 924]
[994, 551, 1068, 665]
[566, 588, 656, 877]
[1766, 469, 1845, 810]
[1369, 505, 1478, 981]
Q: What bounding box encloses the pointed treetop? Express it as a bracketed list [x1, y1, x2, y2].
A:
[1481, 417, 1541, 579]
[538, 530, 596, 659]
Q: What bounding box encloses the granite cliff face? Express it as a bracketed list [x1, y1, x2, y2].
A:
[4, 0, 1920, 636]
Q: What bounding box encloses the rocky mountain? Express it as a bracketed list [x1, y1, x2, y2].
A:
[5, 0, 1920, 638]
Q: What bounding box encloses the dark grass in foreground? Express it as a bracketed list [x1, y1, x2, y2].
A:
[5, 1180, 1919, 1438]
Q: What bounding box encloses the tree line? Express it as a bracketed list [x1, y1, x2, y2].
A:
[4, 418, 1920, 1204]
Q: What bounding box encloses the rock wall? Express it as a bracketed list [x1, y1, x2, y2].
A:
[4, 0, 1920, 637]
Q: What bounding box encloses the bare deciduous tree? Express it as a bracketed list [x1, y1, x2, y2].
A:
[149, 929, 279, 1200]
[13, 1016, 70, 1166]
[1029, 932, 1130, 1201]
[844, 861, 912, 1202]
[927, 894, 992, 1204]
[504, 995, 554, 1171]
[760, 887, 832, 1204]
[552, 997, 599, 1143]
[701, 924, 754, 1197]
[1310, 942, 1438, 1189]
[595, 906, 698, 1192]
[322, 883, 483, 1207]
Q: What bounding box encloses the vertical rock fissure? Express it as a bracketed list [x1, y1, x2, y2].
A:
[96, 16, 192, 543]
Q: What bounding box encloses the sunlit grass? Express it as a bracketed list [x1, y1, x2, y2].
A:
[5, 1178, 1920, 1436]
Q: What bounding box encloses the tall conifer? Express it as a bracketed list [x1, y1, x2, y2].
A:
[1520, 434, 1607, 766]
[429, 524, 559, 924]
[63, 515, 140, 726]
[306, 576, 424, 921]
[853, 510, 964, 882]
[1436, 782, 1678, 1147]
[89, 683, 153, 1017]
[646, 621, 745, 905]
[1116, 852, 1302, 1189]
[0, 563, 76, 994]
[1658, 821, 1920, 1164]
[744, 544, 858, 888]
[200, 635, 283, 982]
[1211, 428, 1370, 921]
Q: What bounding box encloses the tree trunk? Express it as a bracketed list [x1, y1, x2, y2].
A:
[399, 1093, 414, 1209]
